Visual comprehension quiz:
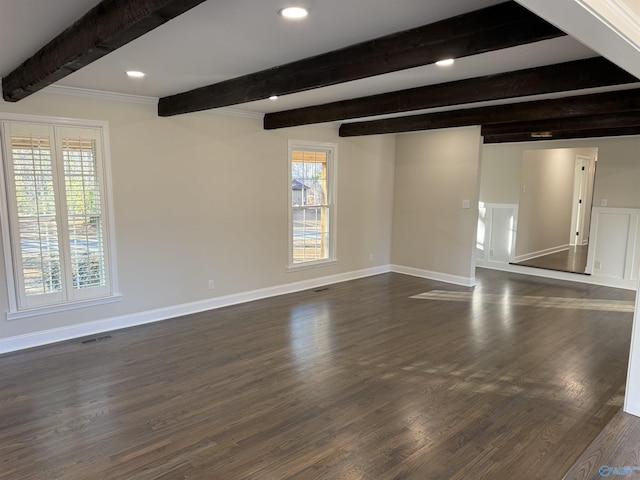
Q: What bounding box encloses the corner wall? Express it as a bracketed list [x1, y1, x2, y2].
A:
[391, 126, 482, 285]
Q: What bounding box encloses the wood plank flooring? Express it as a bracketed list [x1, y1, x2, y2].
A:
[0, 269, 635, 479]
[513, 245, 590, 274]
[563, 410, 640, 480]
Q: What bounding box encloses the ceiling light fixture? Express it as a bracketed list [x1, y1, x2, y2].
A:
[531, 131, 553, 138]
[435, 58, 455, 67]
[269, 95, 279, 101]
[126, 70, 145, 78]
[279, 6, 309, 19]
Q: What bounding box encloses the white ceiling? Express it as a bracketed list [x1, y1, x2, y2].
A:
[0, 0, 632, 118]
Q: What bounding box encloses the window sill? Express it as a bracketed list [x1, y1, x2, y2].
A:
[287, 259, 337, 273]
[6, 294, 123, 321]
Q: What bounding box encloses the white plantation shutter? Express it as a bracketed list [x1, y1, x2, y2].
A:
[1, 119, 116, 313]
[60, 128, 110, 297]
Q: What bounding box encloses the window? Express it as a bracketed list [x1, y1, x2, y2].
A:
[0, 116, 118, 317]
[288, 140, 337, 269]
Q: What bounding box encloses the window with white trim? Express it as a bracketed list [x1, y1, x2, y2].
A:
[288, 140, 337, 269]
[0, 116, 118, 317]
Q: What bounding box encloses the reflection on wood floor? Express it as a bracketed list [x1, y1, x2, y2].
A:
[513, 244, 589, 274]
[0, 269, 636, 479]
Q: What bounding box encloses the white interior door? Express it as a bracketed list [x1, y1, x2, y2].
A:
[570, 156, 591, 246]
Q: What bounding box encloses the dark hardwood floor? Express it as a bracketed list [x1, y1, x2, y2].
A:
[0, 269, 636, 479]
[513, 245, 590, 274]
[563, 410, 640, 480]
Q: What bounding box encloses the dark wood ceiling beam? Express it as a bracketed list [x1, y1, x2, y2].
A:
[158, 1, 565, 116]
[264, 57, 637, 129]
[338, 88, 640, 137]
[481, 111, 640, 136]
[2, 0, 208, 102]
[483, 126, 640, 143]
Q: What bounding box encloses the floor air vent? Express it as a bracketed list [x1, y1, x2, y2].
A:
[81, 335, 112, 345]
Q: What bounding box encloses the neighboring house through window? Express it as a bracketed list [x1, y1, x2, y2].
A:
[288, 140, 337, 269]
[0, 115, 119, 318]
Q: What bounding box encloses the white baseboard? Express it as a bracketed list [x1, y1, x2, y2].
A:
[624, 402, 640, 418]
[513, 244, 570, 263]
[0, 265, 391, 355]
[391, 264, 476, 287]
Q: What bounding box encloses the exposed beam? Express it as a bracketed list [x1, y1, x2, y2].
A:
[158, 1, 565, 117]
[483, 126, 640, 143]
[338, 88, 640, 137]
[481, 111, 640, 137]
[264, 57, 637, 129]
[2, 0, 208, 102]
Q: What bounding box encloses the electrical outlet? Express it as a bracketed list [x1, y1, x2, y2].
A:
[594, 261, 601, 270]
[208, 280, 215, 290]
[462, 199, 470, 209]
[369, 253, 374, 261]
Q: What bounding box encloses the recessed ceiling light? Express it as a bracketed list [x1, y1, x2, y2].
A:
[126, 70, 145, 78]
[269, 95, 279, 101]
[279, 6, 308, 19]
[435, 58, 455, 67]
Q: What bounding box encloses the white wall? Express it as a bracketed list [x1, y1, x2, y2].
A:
[479, 146, 522, 204]
[481, 137, 640, 209]
[391, 126, 482, 285]
[0, 91, 395, 345]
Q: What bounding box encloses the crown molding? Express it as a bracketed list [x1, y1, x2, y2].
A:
[609, 0, 640, 30]
[576, 0, 640, 51]
[43, 84, 158, 105]
[40, 84, 265, 120]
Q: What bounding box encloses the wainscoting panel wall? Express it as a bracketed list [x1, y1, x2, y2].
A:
[587, 207, 640, 282]
[477, 203, 518, 264]
[479, 205, 640, 290]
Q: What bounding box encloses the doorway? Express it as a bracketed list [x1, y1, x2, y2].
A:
[511, 147, 598, 274]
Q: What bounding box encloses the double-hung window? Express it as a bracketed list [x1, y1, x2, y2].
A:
[288, 140, 337, 269]
[0, 115, 118, 318]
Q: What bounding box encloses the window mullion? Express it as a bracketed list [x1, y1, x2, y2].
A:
[52, 128, 73, 301]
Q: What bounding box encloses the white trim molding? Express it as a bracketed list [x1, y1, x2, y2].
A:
[41, 84, 264, 120]
[44, 85, 158, 105]
[516, 0, 640, 80]
[391, 264, 476, 287]
[577, 0, 640, 53]
[625, 272, 640, 417]
[513, 244, 570, 264]
[477, 262, 637, 291]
